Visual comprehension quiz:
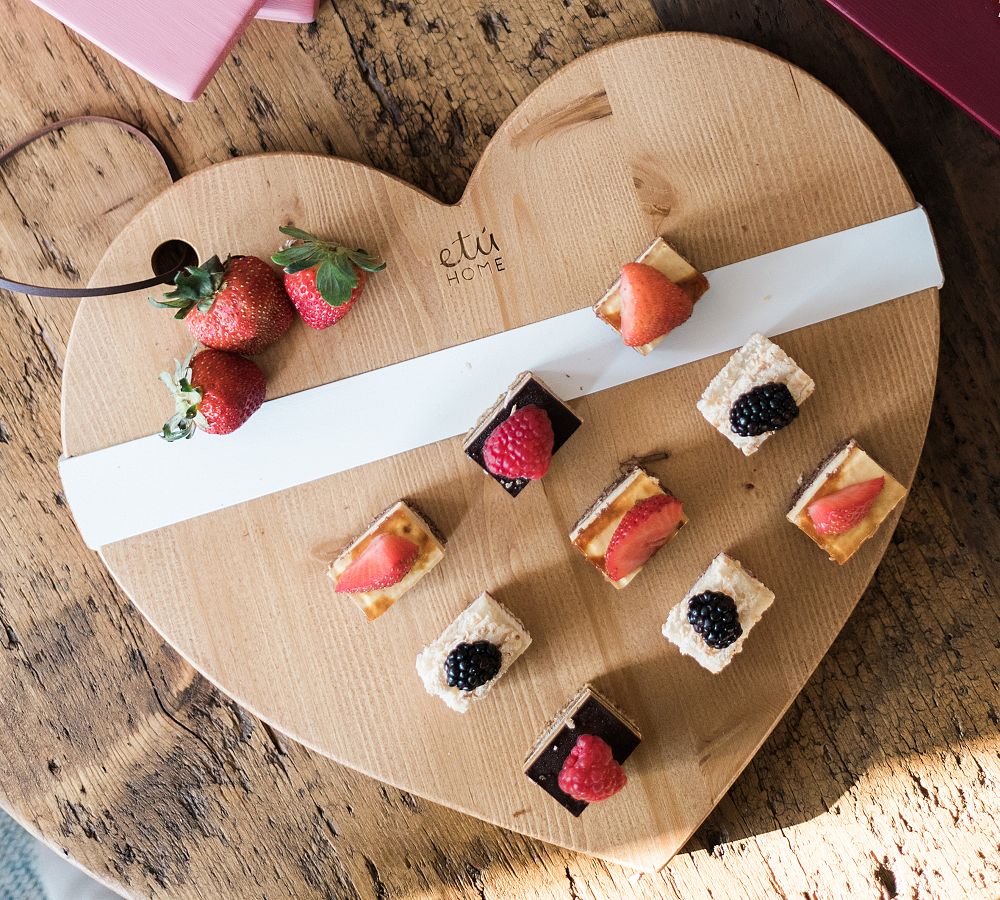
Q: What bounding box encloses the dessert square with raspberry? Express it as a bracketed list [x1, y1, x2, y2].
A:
[328, 500, 446, 621]
[594, 236, 709, 355]
[523, 684, 641, 816]
[787, 438, 907, 564]
[662, 553, 775, 673]
[697, 332, 815, 455]
[415, 592, 531, 713]
[570, 467, 687, 588]
[463, 372, 582, 497]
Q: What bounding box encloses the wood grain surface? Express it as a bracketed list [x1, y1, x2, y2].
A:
[0, 0, 997, 896]
[59, 33, 939, 872]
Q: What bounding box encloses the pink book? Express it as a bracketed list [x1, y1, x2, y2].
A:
[257, 0, 318, 23]
[824, 0, 1000, 139]
[29, 0, 267, 102]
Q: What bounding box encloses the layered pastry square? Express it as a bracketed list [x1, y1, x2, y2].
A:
[594, 236, 709, 355]
[415, 591, 531, 713]
[787, 438, 907, 564]
[570, 466, 686, 588]
[328, 500, 446, 620]
[662, 553, 775, 673]
[524, 684, 641, 816]
[463, 372, 582, 497]
[697, 332, 815, 455]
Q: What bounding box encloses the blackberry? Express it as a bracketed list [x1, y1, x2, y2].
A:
[687, 590, 742, 650]
[729, 382, 798, 437]
[444, 640, 502, 691]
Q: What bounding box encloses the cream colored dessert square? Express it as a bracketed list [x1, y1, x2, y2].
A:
[416, 592, 531, 713]
[570, 467, 687, 589]
[328, 501, 446, 621]
[662, 553, 775, 673]
[697, 332, 815, 455]
[594, 236, 709, 355]
[787, 438, 907, 564]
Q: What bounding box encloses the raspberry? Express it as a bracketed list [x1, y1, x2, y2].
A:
[557, 734, 627, 803]
[482, 405, 554, 480]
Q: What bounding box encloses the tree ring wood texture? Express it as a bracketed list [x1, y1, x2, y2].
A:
[60, 34, 938, 871]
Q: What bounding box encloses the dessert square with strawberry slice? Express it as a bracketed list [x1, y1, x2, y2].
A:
[662, 552, 775, 673]
[570, 466, 686, 588]
[415, 592, 531, 713]
[697, 332, 815, 456]
[464, 372, 582, 497]
[594, 236, 709, 355]
[787, 438, 907, 564]
[328, 500, 446, 620]
[523, 684, 641, 816]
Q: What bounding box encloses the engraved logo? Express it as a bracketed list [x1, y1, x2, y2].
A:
[439, 227, 504, 285]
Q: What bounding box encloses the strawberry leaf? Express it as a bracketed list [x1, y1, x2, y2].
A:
[316, 258, 358, 306]
[278, 225, 317, 243]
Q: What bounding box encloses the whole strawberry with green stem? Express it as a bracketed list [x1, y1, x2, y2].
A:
[151, 254, 295, 355]
[160, 347, 266, 441]
[272, 225, 386, 330]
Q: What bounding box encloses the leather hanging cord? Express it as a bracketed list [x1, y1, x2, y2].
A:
[0, 116, 183, 297]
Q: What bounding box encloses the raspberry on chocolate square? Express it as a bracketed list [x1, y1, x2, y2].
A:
[523, 684, 641, 816]
[463, 372, 582, 497]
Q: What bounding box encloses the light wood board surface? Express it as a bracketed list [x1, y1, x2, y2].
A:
[58, 33, 938, 872]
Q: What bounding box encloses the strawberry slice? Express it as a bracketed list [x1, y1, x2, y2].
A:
[604, 494, 685, 581]
[619, 262, 693, 347]
[807, 477, 885, 536]
[335, 534, 419, 593]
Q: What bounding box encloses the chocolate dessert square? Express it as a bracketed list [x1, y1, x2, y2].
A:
[523, 684, 641, 816]
[570, 466, 687, 588]
[415, 591, 531, 713]
[662, 552, 775, 673]
[787, 438, 907, 564]
[697, 332, 815, 455]
[463, 372, 581, 497]
[594, 236, 709, 355]
[328, 500, 446, 620]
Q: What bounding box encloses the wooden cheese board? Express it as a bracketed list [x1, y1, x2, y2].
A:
[60, 33, 939, 871]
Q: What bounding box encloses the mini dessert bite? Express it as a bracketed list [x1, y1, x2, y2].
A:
[524, 684, 640, 816]
[595, 236, 709, 355]
[464, 372, 582, 497]
[328, 500, 445, 620]
[697, 332, 815, 455]
[662, 553, 775, 673]
[787, 438, 907, 564]
[415, 592, 531, 713]
[570, 467, 686, 588]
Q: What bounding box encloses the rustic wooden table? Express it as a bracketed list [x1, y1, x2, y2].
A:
[0, 1, 996, 897]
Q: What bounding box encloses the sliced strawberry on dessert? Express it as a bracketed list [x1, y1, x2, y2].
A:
[272, 225, 385, 330]
[483, 405, 554, 481]
[160, 347, 266, 441]
[151, 255, 295, 356]
[807, 477, 885, 536]
[557, 734, 627, 803]
[618, 262, 693, 347]
[604, 493, 685, 581]
[334, 533, 419, 593]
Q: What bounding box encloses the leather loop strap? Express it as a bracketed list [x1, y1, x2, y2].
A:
[0, 116, 182, 297]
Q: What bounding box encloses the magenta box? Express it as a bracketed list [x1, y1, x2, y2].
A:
[824, 0, 1000, 139]
[257, 0, 318, 23]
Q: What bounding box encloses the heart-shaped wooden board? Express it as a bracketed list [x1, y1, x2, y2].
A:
[61, 34, 938, 871]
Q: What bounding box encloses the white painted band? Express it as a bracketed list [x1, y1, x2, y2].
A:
[61, 207, 943, 549]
